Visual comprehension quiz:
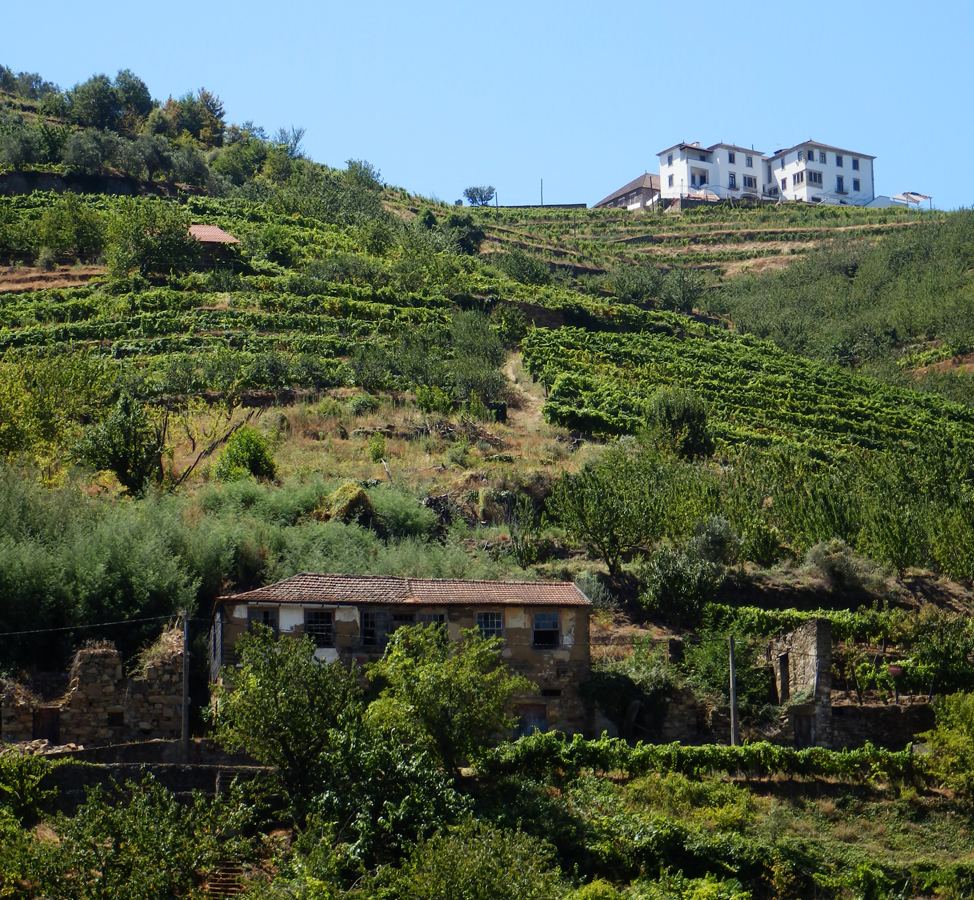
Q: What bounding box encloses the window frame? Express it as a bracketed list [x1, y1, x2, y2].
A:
[852, 158, 860, 171]
[476, 610, 504, 640]
[836, 175, 845, 193]
[853, 178, 861, 192]
[361, 610, 389, 647]
[836, 154, 843, 167]
[792, 171, 805, 187]
[728, 172, 737, 189]
[667, 174, 674, 188]
[808, 170, 823, 186]
[304, 609, 334, 648]
[745, 155, 753, 168]
[419, 612, 446, 626]
[819, 151, 827, 163]
[728, 151, 736, 164]
[248, 607, 278, 637]
[743, 174, 757, 190]
[532, 612, 560, 649]
[667, 153, 673, 166]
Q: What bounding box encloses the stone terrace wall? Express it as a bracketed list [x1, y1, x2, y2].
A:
[2, 638, 183, 746]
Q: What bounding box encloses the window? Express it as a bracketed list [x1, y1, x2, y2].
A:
[304, 610, 333, 648]
[808, 171, 823, 186]
[667, 153, 673, 165]
[699, 154, 706, 161]
[743, 174, 758, 189]
[516, 703, 548, 737]
[836, 154, 843, 167]
[767, 165, 772, 181]
[853, 178, 860, 192]
[248, 608, 278, 636]
[745, 155, 753, 168]
[780, 179, 787, 191]
[728, 151, 736, 164]
[780, 157, 786, 169]
[419, 612, 446, 626]
[792, 171, 804, 187]
[477, 611, 504, 639]
[667, 174, 674, 188]
[390, 612, 415, 633]
[361, 610, 388, 646]
[819, 151, 827, 163]
[797, 150, 803, 161]
[852, 158, 860, 170]
[728, 172, 737, 189]
[533, 613, 560, 648]
[836, 175, 845, 192]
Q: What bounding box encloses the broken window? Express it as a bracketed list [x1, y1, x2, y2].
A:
[248, 608, 278, 636]
[476, 611, 504, 639]
[305, 610, 333, 648]
[533, 613, 560, 648]
[361, 611, 389, 647]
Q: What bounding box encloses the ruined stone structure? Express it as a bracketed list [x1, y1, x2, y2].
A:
[211, 574, 592, 735]
[1, 633, 184, 747]
[769, 618, 832, 748]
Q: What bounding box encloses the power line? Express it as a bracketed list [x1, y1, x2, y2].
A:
[0, 614, 184, 638]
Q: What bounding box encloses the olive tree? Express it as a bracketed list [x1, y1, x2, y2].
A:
[463, 185, 495, 206]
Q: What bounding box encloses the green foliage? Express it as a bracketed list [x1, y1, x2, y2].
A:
[639, 546, 723, 628]
[36, 192, 106, 259]
[498, 247, 552, 285]
[463, 185, 496, 207]
[367, 431, 386, 462]
[647, 387, 714, 458]
[38, 775, 222, 900]
[76, 394, 162, 493]
[368, 817, 566, 900]
[367, 624, 533, 774]
[550, 446, 668, 575]
[681, 635, 776, 727]
[0, 755, 56, 822]
[215, 426, 276, 482]
[921, 691, 974, 796]
[610, 263, 664, 304]
[211, 627, 364, 821]
[105, 198, 196, 278]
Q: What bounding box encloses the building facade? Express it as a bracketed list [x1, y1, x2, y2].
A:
[210, 573, 592, 735]
[657, 139, 878, 206]
[593, 173, 661, 210]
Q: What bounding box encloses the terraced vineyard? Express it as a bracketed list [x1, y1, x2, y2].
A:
[522, 322, 974, 456]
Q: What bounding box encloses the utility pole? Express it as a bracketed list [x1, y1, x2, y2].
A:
[181, 609, 190, 762]
[541, 178, 544, 208]
[729, 635, 739, 746]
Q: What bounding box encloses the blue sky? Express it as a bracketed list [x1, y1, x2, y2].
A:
[4, 0, 970, 208]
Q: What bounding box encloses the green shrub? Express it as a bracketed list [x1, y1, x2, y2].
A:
[215, 426, 276, 482]
[367, 432, 386, 462]
[647, 387, 713, 459]
[689, 517, 740, 566]
[0, 755, 56, 823]
[920, 691, 974, 795]
[640, 547, 723, 628]
[497, 248, 552, 286]
[567, 879, 622, 900]
[76, 394, 162, 494]
[804, 538, 859, 588]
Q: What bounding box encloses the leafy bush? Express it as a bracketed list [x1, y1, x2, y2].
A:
[640, 546, 723, 628]
[497, 248, 552, 286]
[575, 571, 619, 611]
[647, 387, 713, 459]
[214, 426, 276, 482]
[689, 517, 740, 566]
[0, 755, 56, 823]
[681, 635, 776, 727]
[804, 538, 860, 588]
[921, 691, 974, 796]
[76, 394, 162, 494]
[105, 198, 196, 278]
[366, 432, 386, 462]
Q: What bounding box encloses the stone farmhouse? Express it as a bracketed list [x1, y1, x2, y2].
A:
[656, 139, 898, 207]
[210, 574, 593, 735]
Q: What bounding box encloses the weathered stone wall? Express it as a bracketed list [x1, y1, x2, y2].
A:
[768, 619, 832, 748]
[830, 701, 935, 751]
[2, 639, 183, 747]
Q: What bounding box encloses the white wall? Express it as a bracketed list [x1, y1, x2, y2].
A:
[768, 144, 875, 205]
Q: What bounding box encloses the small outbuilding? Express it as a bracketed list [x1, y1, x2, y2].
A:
[188, 224, 241, 268]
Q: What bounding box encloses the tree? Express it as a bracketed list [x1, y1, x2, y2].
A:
[113, 69, 154, 136]
[211, 627, 364, 821]
[105, 198, 196, 278]
[76, 394, 164, 494]
[549, 447, 667, 576]
[464, 185, 496, 206]
[367, 624, 532, 775]
[67, 73, 121, 130]
[36, 192, 106, 259]
[646, 386, 713, 458]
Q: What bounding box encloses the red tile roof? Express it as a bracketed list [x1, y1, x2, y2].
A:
[219, 573, 591, 607]
[188, 224, 240, 244]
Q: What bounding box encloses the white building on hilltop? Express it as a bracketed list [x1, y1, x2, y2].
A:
[657, 139, 883, 206]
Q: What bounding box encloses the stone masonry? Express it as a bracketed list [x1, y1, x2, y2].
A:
[2, 633, 183, 747]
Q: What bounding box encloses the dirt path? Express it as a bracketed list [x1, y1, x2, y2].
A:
[503, 352, 546, 431]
